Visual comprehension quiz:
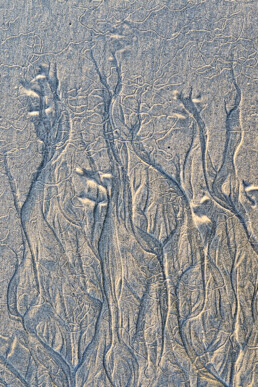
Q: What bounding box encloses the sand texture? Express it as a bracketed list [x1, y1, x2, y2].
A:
[0, 1, 257, 386]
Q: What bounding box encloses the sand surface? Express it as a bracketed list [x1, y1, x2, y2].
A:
[0, 1, 257, 386]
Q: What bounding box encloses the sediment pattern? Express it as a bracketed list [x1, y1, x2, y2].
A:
[0, 1, 257, 386]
